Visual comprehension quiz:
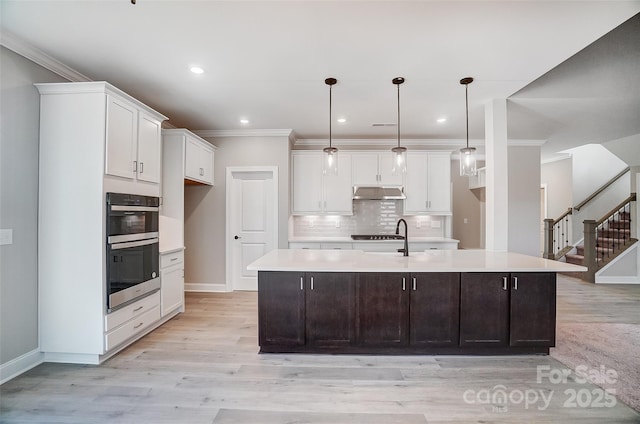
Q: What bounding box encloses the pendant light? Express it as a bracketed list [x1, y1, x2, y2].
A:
[459, 77, 477, 176]
[391, 77, 407, 175]
[323, 77, 338, 175]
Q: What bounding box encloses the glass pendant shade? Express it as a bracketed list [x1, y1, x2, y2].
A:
[323, 146, 338, 175]
[323, 77, 338, 175]
[391, 77, 406, 176]
[459, 146, 477, 176]
[391, 146, 407, 176]
[459, 76, 477, 176]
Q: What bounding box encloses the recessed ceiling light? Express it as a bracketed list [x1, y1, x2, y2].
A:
[240, 119, 249, 124]
[190, 66, 204, 74]
[337, 118, 347, 123]
[437, 117, 447, 123]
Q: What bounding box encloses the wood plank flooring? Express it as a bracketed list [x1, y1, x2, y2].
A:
[2, 275, 640, 423]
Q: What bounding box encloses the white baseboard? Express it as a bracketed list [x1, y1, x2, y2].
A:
[595, 276, 640, 284]
[0, 348, 43, 385]
[185, 282, 229, 292]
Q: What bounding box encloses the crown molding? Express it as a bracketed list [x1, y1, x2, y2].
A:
[0, 30, 91, 82]
[195, 129, 294, 138]
[295, 138, 484, 148]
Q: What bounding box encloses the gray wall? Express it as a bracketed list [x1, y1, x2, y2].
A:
[184, 136, 291, 288]
[508, 146, 542, 256]
[541, 157, 573, 219]
[0, 46, 67, 365]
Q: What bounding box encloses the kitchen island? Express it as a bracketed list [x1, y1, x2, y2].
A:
[247, 249, 586, 355]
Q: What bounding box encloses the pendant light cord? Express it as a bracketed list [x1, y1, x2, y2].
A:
[329, 83, 332, 149]
[397, 82, 400, 148]
[465, 83, 469, 149]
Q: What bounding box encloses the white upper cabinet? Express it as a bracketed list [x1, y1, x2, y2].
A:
[404, 152, 452, 215]
[136, 112, 162, 183]
[105, 94, 163, 184]
[185, 136, 215, 185]
[292, 151, 352, 215]
[352, 152, 403, 186]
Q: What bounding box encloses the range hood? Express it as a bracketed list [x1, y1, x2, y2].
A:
[352, 186, 406, 200]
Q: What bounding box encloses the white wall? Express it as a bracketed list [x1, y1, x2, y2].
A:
[603, 133, 640, 167]
[0, 46, 67, 366]
[568, 144, 630, 244]
[183, 135, 290, 290]
[541, 157, 573, 219]
[508, 145, 542, 256]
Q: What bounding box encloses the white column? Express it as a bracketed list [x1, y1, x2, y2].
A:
[485, 99, 508, 251]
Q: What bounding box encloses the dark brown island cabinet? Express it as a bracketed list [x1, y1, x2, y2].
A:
[258, 271, 556, 355]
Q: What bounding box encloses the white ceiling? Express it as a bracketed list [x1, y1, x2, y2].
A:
[1, 1, 639, 158]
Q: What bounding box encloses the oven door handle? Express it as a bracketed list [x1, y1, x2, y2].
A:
[110, 238, 159, 250]
[110, 205, 159, 212]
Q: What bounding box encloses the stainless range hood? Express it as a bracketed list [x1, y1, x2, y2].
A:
[352, 186, 406, 200]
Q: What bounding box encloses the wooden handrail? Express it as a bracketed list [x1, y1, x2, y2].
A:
[595, 193, 636, 226]
[574, 167, 630, 211]
[552, 207, 572, 226]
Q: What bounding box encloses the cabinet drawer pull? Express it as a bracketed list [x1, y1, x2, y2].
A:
[402, 277, 406, 291]
[310, 276, 314, 291]
[140, 162, 144, 173]
[133, 160, 137, 172]
[300, 276, 304, 291]
[502, 276, 508, 291]
[513, 276, 518, 290]
[133, 322, 143, 329]
[170, 257, 178, 262]
[412, 277, 417, 291]
[133, 306, 143, 312]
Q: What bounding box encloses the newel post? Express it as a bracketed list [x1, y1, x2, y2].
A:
[583, 220, 597, 283]
[543, 219, 555, 259]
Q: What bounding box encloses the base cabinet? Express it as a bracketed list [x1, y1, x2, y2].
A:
[258, 271, 555, 354]
[160, 249, 184, 316]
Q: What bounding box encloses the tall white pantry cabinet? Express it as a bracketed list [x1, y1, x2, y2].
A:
[35, 82, 168, 364]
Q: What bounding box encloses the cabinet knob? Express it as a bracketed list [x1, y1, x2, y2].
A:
[234, 235, 241, 240]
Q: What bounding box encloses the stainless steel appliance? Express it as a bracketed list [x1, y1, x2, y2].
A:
[106, 193, 160, 312]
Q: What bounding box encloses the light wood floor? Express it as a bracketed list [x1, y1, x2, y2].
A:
[2, 275, 640, 423]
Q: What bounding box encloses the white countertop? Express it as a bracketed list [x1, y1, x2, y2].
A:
[289, 236, 459, 244]
[247, 249, 587, 273]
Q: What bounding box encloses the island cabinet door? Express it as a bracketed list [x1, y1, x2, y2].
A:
[459, 273, 509, 347]
[258, 271, 305, 347]
[409, 273, 460, 347]
[305, 272, 356, 348]
[356, 273, 410, 347]
[509, 273, 556, 347]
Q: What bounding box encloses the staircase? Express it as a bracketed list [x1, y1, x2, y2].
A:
[565, 211, 632, 266]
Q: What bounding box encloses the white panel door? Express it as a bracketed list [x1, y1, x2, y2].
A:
[378, 153, 404, 185]
[105, 96, 137, 179]
[351, 153, 380, 186]
[404, 153, 428, 214]
[228, 169, 277, 291]
[137, 113, 161, 183]
[184, 137, 202, 181]
[323, 153, 353, 214]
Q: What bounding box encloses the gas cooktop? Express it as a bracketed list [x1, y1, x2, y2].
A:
[350, 234, 405, 240]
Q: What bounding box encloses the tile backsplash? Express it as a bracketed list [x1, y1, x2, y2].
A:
[291, 200, 446, 237]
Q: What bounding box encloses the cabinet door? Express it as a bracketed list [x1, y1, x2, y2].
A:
[410, 273, 460, 347]
[200, 146, 214, 185]
[378, 153, 404, 185]
[459, 273, 509, 347]
[184, 137, 203, 182]
[356, 273, 409, 347]
[510, 273, 556, 347]
[105, 95, 137, 179]
[306, 273, 355, 347]
[404, 154, 428, 214]
[137, 113, 162, 183]
[161, 263, 184, 316]
[292, 153, 323, 214]
[351, 153, 380, 186]
[323, 153, 352, 214]
[258, 271, 305, 347]
[426, 153, 451, 213]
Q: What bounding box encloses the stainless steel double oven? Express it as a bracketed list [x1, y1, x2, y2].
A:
[106, 193, 160, 312]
